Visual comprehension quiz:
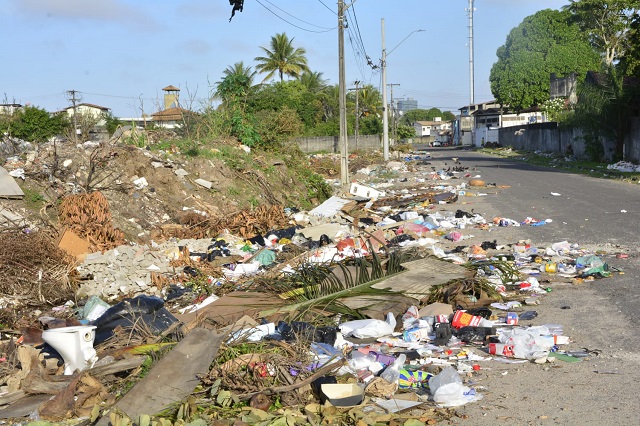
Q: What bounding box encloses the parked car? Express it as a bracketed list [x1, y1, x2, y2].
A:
[431, 141, 442, 147]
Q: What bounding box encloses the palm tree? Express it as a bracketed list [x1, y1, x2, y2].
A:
[254, 33, 309, 82]
[358, 85, 383, 117]
[215, 61, 256, 102]
[222, 61, 256, 84]
[299, 70, 327, 93]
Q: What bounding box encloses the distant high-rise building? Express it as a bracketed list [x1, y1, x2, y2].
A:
[397, 98, 418, 113]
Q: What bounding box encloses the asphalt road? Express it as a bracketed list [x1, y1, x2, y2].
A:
[413, 146, 640, 424]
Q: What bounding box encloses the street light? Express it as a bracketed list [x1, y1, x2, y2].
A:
[382, 25, 425, 161]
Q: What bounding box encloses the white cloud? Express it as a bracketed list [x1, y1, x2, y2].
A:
[178, 39, 213, 55]
[14, 0, 160, 30]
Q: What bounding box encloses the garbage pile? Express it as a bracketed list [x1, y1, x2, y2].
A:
[0, 151, 620, 425]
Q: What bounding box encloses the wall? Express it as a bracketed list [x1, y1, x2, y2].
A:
[295, 134, 381, 153]
[498, 122, 620, 161]
[625, 118, 640, 163]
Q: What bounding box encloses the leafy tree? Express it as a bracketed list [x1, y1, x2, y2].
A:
[215, 73, 252, 104]
[248, 80, 323, 130]
[441, 111, 456, 121]
[254, 33, 309, 82]
[564, 0, 638, 67]
[489, 9, 600, 111]
[254, 106, 304, 148]
[359, 115, 383, 135]
[397, 124, 416, 140]
[1, 106, 68, 143]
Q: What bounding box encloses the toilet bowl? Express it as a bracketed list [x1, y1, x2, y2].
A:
[41, 325, 98, 375]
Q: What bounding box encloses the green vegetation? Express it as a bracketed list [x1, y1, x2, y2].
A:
[0, 105, 69, 143]
[22, 187, 46, 210]
[399, 108, 455, 125]
[489, 8, 600, 111]
[489, 2, 639, 161]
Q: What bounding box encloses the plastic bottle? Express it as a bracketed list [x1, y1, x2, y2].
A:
[380, 353, 406, 384]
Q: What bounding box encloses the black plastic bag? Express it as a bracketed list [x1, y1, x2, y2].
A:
[91, 295, 178, 345]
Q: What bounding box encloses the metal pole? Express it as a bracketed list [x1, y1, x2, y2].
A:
[468, 0, 475, 105]
[381, 18, 389, 161]
[338, 0, 349, 184]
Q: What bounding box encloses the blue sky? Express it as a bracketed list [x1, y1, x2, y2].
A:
[1, 0, 569, 118]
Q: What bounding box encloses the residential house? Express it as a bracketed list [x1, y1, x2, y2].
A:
[455, 100, 544, 147]
[413, 117, 452, 143]
[60, 103, 111, 126]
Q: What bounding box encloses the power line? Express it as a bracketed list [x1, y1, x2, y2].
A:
[255, 0, 336, 33]
[317, 0, 337, 15]
[262, 0, 334, 30]
[345, 5, 376, 70]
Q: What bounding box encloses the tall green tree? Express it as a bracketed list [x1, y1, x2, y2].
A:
[564, 0, 638, 68]
[254, 33, 309, 82]
[489, 9, 600, 111]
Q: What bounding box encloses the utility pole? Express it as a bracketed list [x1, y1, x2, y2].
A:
[381, 18, 389, 161]
[349, 81, 360, 152]
[388, 83, 400, 144]
[467, 0, 475, 106]
[338, 0, 349, 185]
[66, 89, 81, 144]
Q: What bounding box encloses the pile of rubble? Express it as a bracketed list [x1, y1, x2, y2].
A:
[0, 147, 621, 425]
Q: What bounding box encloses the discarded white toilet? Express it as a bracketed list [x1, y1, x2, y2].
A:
[41, 325, 98, 375]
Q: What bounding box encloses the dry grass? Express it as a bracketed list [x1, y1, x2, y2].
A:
[0, 228, 77, 328]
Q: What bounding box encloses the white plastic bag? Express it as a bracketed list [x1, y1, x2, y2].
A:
[429, 366, 481, 407]
[339, 312, 396, 339]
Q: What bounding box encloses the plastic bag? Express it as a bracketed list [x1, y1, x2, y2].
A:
[91, 295, 178, 345]
[339, 312, 396, 339]
[380, 354, 406, 384]
[429, 366, 481, 406]
[576, 255, 610, 277]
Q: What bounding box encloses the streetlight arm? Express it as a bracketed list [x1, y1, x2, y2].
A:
[387, 29, 425, 56]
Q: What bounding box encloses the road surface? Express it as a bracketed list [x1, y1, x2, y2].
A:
[415, 147, 639, 425]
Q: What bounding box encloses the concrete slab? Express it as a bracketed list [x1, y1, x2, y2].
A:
[0, 167, 24, 199]
[98, 328, 223, 423]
